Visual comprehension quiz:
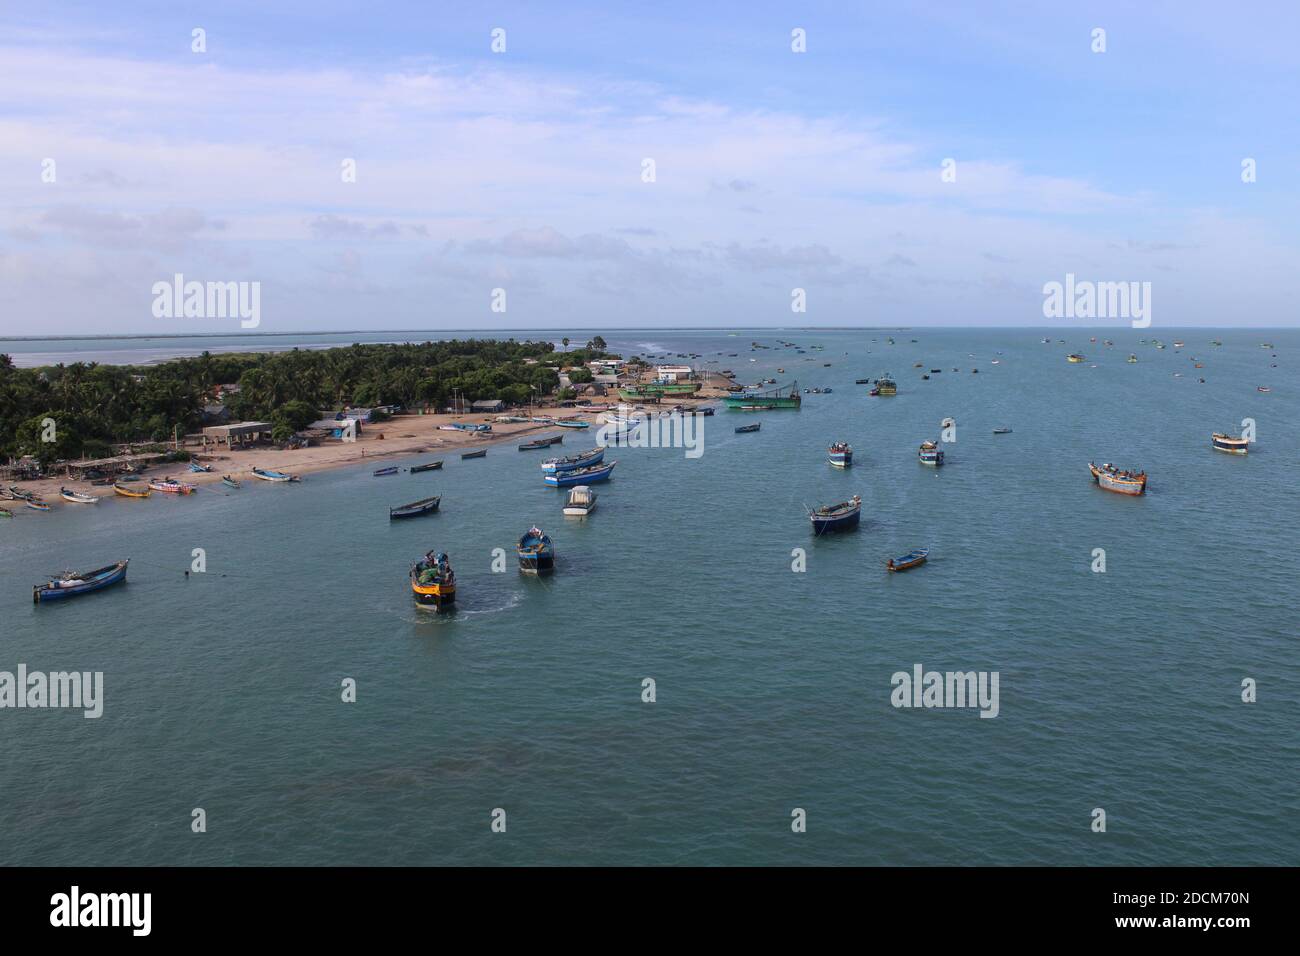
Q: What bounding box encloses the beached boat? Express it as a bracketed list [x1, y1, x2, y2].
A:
[543, 460, 616, 487]
[8, 486, 38, 501]
[555, 420, 590, 429]
[516, 526, 556, 574]
[828, 441, 852, 468]
[59, 488, 100, 504]
[114, 482, 151, 498]
[918, 440, 944, 466]
[875, 374, 897, 396]
[886, 549, 929, 572]
[149, 478, 196, 495]
[410, 551, 455, 610]
[0, 488, 14, 500]
[441, 422, 491, 432]
[33, 559, 129, 603]
[563, 485, 597, 516]
[188, 461, 213, 473]
[0, 507, 11, 518]
[1211, 433, 1249, 455]
[26, 500, 51, 511]
[1089, 462, 1147, 495]
[541, 448, 604, 474]
[519, 435, 564, 451]
[251, 467, 300, 482]
[809, 495, 861, 534]
[461, 449, 488, 460]
[992, 427, 1012, 435]
[1067, 353, 1086, 363]
[390, 496, 441, 519]
[409, 460, 444, 473]
[372, 466, 399, 477]
[735, 423, 761, 434]
[221, 475, 241, 489]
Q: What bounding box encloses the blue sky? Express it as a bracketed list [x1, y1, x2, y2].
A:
[3, 1, 1298, 332]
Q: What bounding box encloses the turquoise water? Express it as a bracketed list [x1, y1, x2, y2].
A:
[2, 328, 1296, 865]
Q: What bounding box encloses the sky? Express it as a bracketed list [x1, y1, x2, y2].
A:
[2, 0, 1298, 334]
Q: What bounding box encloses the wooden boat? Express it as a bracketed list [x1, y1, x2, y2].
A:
[886, 549, 929, 572]
[555, 420, 590, 429]
[563, 485, 597, 516]
[410, 551, 456, 610]
[1067, 353, 1086, 363]
[409, 460, 444, 473]
[1211, 433, 1249, 455]
[372, 466, 399, 477]
[1257, 386, 1271, 393]
[26, 500, 51, 511]
[8, 486, 38, 501]
[188, 461, 213, 473]
[875, 374, 897, 396]
[735, 423, 761, 434]
[828, 441, 852, 467]
[1127, 354, 1137, 363]
[918, 440, 944, 466]
[541, 448, 604, 474]
[114, 482, 151, 498]
[33, 559, 129, 603]
[90, 476, 116, 486]
[855, 378, 871, 384]
[519, 435, 564, 451]
[543, 460, 616, 487]
[251, 467, 300, 482]
[0, 507, 11, 518]
[1089, 462, 1147, 495]
[516, 526, 555, 574]
[0, 488, 15, 500]
[59, 488, 100, 504]
[390, 496, 441, 519]
[992, 427, 1012, 435]
[149, 477, 196, 494]
[221, 475, 241, 489]
[809, 495, 861, 534]
[460, 448, 488, 460]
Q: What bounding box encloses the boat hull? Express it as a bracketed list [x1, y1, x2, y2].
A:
[1211, 435, 1248, 455]
[34, 560, 129, 603]
[541, 449, 604, 474]
[411, 581, 455, 609]
[543, 461, 615, 486]
[390, 497, 441, 519]
[517, 550, 555, 574]
[810, 510, 860, 534]
[409, 461, 444, 472]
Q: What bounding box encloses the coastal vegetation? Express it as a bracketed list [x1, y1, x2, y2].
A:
[0, 339, 607, 464]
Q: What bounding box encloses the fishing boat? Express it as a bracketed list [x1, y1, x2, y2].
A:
[33, 559, 129, 603]
[855, 378, 871, 384]
[735, 423, 761, 434]
[389, 496, 441, 519]
[149, 477, 196, 495]
[114, 482, 150, 498]
[555, 420, 590, 429]
[372, 466, 399, 477]
[1257, 386, 1271, 393]
[992, 427, 1012, 435]
[519, 436, 564, 451]
[1211, 433, 1249, 455]
[59, 488, 100, 504]
[221, 475, 241, 489]
[251, 467, 300, 482]
[409, 460, 443, 473]
[0, 507, 11, 518]
[0, 488, 15, 500]
[722, 382, 802, 409]
[543, 460, 616, 487]
[441, 422, 492, 432]
[875, 374, 897, 396]
[8, 486, 38, 501]
[516, 526, 556, 574]
[461, 448, 488, 459]
[809, 495, 861, 534]
[918, 440, 944, 466]
[886, 549, 929, 572]
[1067, 353, 1086, 363]
[563, 485, 597, 516]
[1173, 341, 1185, 348]
[541, 448, 604, 474]
[188, 461, 213, 473]
[1127, 354, 1137, 363]
[828, 441, 852, 467]
[26, 500, 51, 511]
[1089, 462, 1147, 496]
[410, 551, 455, 610]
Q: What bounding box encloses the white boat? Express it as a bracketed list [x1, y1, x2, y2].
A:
[59, 487, 101, 504]
[563, 485, 597, 516]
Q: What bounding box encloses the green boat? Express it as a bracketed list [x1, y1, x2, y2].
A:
[618, 382, 701, 400]
[723, 382, 802, 410]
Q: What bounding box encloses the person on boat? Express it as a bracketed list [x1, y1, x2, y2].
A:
[887, 559, 895, 570]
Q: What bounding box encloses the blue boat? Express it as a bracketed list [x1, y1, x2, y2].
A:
[188, 461, 213, 473]
[372, 466, 399, 477]
[543, 460, 616, 487]
[33, 559, 129, 603]
[541, 448, 604, 474]
[809, 495, 861, 534]
[251, 467, 300, 482]
[918, 440, 944, 466]
[517, 526, 556, 573]
[555, 420, 590, 429]
[828, 441, 852, 467]
[887, 549, 929, 572]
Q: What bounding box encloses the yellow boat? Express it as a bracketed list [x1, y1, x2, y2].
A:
[410, 551, 456, 610]
[113, 482, 151, 498]
[1067, 353, 1086, 363]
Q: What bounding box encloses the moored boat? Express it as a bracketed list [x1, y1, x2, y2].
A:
[516, 526, 556, 574]
[828, 441, 852, 467]
[519, 435, 564, 450]
[918, 440, 944, 466]
[114, 482, 151, 498]
[221, 475, 241, 489]
[148, 477, 196, 494]
[555, 420, 590, 429]
[541, 448, 604, 474]
[1067, 353, 1086, 363]
[59, 488, 101, 504]
[543, 459, 616, 487]
[1127, 354, 1137, 363]
[34, 559, 129, 603]
[8, 486, 38, 501]
[461, 448, 488, 459]
[735, 423, 761, 434]
[390, 496, 441, 519]
[875, 374, 897, 396]
[410, 551, 456, 610]
[0, 507, 11, 518]
[992, 427, 1012, 435]
[26, 500, 51, 511]
[563, 485, 597, 516]
[886, 549, 929, 572]
[1089, 462, 1147, 495]
[372, 466, 399, 477]
[722, 382, 802, 409]
[1211, 432, 1249, 455]
[809, 495, 861, 534]
[251, 467, 300, 482]
[409, 460, 444, 472]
